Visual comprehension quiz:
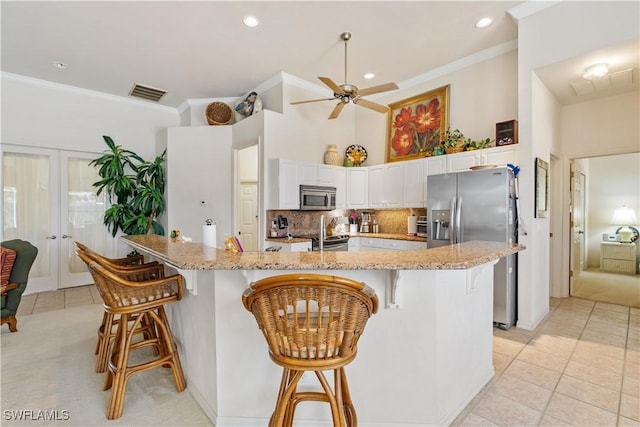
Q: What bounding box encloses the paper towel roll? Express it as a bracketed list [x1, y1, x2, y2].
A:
[407, 215, 418, 235]
[203, 223, 217, 247]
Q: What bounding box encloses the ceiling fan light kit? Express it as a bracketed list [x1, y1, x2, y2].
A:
[291, 32, 398, 119]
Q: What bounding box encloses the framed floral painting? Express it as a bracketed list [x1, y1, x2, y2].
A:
[386, 85, 450, 163]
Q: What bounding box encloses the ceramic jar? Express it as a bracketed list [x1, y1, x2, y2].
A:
[323, 144, 341, 166]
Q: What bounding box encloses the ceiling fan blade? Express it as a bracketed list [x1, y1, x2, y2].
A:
[290, 97, 335, 105]
[318, 77, 345, 95]
[353, 98, 389, 114]
[328, 102, 346, 120]
[357, 82, 399, 97]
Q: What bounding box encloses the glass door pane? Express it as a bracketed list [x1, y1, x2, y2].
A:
[2, 146, 59, 293]
[60, 152, 110, 287]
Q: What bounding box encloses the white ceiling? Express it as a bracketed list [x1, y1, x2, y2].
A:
[1, 1, 637, 109]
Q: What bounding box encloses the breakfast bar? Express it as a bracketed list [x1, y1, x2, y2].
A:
[122, 234, 524, 427]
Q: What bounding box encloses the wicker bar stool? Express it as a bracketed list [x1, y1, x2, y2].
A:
[75, 242, 161, 373]
[78, 251, 186, 420]
[242, 273, 378, 427]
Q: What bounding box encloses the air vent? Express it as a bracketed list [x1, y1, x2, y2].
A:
[128, 83, 167, 102]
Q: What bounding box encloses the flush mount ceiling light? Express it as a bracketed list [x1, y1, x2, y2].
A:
[51, 61, 67, 69]
[243, 16, 259, 27]
[582, 63, 608, 80]
[364, 73, 375, 80]
[475, 17, 493, 28]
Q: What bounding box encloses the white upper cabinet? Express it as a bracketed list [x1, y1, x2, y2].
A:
[346, 167, 368, 209]
[298, 162, 318, 185]
[402, 158, 424, 207]
[333, 167, 347, 209]
[424, 155, 446, 176]
[267, 158, 299, 210]
[446, 146, 518, 172]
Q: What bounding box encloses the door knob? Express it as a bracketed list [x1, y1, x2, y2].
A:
[62, 234, 72, 239]
[577, 230, 584, 234]
[46, 235, 57, 240]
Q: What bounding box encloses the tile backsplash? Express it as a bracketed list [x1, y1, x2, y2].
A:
[267, 208, 426, 237]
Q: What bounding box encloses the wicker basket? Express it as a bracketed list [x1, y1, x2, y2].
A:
[206, 102, 233, 126]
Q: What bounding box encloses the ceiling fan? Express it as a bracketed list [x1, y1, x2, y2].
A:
[291, 32, 399, 119]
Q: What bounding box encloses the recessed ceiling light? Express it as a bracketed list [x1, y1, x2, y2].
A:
[243, 16, 259, 27]
[51, 61, 67, 69]
[582, 63, 609, 80]
[475, 17, 493, 28]
[364, 73, 375, 80]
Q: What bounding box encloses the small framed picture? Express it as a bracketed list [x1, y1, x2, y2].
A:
[496, 120, 518, 146]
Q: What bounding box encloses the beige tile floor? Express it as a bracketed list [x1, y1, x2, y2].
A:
[14, 287, 640, 426]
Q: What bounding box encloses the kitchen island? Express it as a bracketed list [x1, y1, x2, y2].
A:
[122, 234, 524, 427]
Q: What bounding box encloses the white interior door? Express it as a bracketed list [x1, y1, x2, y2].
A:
[2, 145, 109, 292]
[238, 182, 258, 251]
[569, 168, 586, 293]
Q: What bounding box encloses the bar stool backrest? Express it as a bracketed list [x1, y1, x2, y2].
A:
[78, 251, 183, 313]
[242, 273, 378, 370]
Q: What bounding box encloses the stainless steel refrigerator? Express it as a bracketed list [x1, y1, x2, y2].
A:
[427, 167, 518, 329]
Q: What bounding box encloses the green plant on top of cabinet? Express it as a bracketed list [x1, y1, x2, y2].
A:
[90, 135, 166, 237]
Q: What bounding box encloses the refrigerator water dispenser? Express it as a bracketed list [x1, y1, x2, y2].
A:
[431, 210, 451, 241]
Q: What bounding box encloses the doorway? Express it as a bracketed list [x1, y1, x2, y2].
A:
[234, 144, 259, 251]
[2, 145, 111, 293]
[567, 152, 640, 306]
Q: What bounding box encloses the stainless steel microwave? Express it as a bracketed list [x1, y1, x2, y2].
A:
[300, 185, 336, 211]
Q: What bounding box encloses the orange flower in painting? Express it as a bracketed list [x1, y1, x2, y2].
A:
[393, 107, 414, 129]
[414, 99, 441, 133]
[391, 127, 414, 156]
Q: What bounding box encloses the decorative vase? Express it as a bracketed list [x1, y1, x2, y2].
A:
[324, 144, 341, 166]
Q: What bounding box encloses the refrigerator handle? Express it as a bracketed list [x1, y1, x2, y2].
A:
[449, 197, 456, 245]
[456, 196, 463, 243]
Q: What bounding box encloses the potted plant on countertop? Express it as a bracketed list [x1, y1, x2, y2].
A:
[90, 135, 166, 237]
[441, 127, 466, 154]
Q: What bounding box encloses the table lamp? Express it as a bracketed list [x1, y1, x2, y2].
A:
[610, 206, 638, 243]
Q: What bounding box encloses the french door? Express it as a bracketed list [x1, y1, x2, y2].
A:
[2, 145, 112, 292]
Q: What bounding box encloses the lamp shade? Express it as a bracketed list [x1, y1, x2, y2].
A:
[610, 206, 638, 226]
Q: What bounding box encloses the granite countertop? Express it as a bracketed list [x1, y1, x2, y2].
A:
[123, 235, 524, 271]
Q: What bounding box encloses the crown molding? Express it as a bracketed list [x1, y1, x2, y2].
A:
[1, 72, 178, 113]
[508, 1, 561, 21]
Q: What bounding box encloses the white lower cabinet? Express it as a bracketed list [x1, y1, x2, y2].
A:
[265, 240, 311, 252]
[353, 237, 427, 252]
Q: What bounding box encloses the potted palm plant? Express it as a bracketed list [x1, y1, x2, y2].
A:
[90, 135, 166, 237]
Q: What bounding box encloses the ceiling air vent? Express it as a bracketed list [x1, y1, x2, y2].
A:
[129, 83, 167, 102]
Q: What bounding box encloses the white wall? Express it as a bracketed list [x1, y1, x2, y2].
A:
[562, 91, 640, 159]
[513, 0, 639, 329]
[1, 73, 179, 159]
[356, 49, 519, 165]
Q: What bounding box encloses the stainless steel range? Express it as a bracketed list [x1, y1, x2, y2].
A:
[294, 234, 350, 251]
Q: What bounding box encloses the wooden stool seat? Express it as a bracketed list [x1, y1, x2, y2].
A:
[242, 273, 378, 427]
[78, 251, 186, 420]
[74, 241, 161, 373]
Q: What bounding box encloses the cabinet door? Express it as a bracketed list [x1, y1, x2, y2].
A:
[317, 164, 336, 185]
[447, 151, 481, 172]
[368, 165, 385, 208]
[268, 159, 299, 209]
[424, 156, 446, 176]
[347, 168, 369, 208]
[298, 162, 318, 185]
[482, 146, 518, 167]
[334, 167, 347, 209]
[385, 163, 403, 208]
[403, 159, 424, 207]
